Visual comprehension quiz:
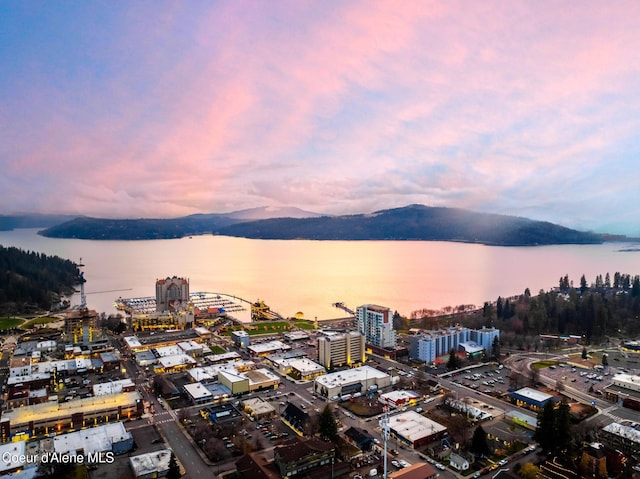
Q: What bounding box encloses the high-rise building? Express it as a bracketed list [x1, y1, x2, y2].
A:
[318, 331, 365, 369]
[356, 304, 397, 349]
[155, 276, 189, 312]
[409, 327, 500, 363]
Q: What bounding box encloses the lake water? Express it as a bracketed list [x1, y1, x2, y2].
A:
[2, 229, 640, 321]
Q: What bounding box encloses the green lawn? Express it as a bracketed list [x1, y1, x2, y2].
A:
[0, 317, 24, 330]
[248, 321, 291, 334]
[532, 360, 558, 369]
[210, 345, 226, 354]
[293, 320, 316, 330]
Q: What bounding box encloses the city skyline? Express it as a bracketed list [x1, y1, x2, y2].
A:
[2, 2, 639, 235]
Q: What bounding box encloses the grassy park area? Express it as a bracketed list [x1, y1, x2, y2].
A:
[0, 317, 24, 330]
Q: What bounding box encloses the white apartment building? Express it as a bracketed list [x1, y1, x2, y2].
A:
[318, 331, 365, 369]
[410, 326, 500, 363]
[356, 304, 397, 349]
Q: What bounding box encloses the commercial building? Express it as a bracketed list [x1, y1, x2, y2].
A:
[282, 358, 326, 381]
[184, 383, 214, 405]
[241, 398, 276, 421]
[93, 378, 136, 396]
[318, 331, 365, 369]
[357, 304, 397, 349]
[130, 449, 175, 479]
[313, 365, 391, 399]
[248, 340, 291, 357]
[389, 462, 438, 479]
[509, 387, 556, 411]
[600, 422, 640, 457]
[53, 421, 134, 456]
[156, 354, 197, 373]
[217, 368, 280, 395]
[379, 390, 421, 408]
[0, 391, 143, 441]
[0, 441, 26, 475]
[612, 373, 640, 393]
[123, 330, 202, 353]
[232, 330, 250, 348]
[388, 411, 447, 448]
[283, 331, 310, 342]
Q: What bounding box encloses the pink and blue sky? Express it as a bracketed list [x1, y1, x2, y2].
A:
[2, 1, 639, 234]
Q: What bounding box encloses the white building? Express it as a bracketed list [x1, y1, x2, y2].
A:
[184, 383, 214, 405]
[612, 373, 640, 393]
[247, 340, 291, 357]
[314, 365, 390, 399]
[130, 449, 175, 479]
[379, 390, 421, 408]
[410, 327, 500, 363]
[356, 304, 396, 349]
[388, 411, 447, 448]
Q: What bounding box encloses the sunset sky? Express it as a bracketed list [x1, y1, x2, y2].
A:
[2, 2, 639, 235]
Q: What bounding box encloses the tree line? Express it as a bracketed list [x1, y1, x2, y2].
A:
[476, 272, 640, 344]
[0, 245, 80, 313]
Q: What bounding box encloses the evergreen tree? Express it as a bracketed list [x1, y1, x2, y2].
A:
[580, 274, 588, 293]
[447, 348, 460, 370]
[555, 400, 573, 453]
[491, 336, 501, 361]
[470, 425, 490, 457]
[534, 401, 556, 453]
[582, 347, 588, 360]
[496, 297, 503, 319]
[503, 299, 512, 319]
[318, 405, 338, 442]
[167, 452, 181, 479]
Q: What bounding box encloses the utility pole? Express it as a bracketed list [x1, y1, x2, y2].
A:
[379, 406, 390, 479]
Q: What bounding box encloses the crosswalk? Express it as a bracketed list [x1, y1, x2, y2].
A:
[149, 411, 176, 425]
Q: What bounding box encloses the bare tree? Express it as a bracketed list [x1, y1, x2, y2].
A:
[528, 367, 540, 386]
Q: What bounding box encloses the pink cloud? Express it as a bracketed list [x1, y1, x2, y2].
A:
[1, 1, 640, 232]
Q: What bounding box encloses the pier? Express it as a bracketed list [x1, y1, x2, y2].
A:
[332, 302, 355, 316]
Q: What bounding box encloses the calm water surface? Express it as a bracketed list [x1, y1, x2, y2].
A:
[2, 229, 640, 321]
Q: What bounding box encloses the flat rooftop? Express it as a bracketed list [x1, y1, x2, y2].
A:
[389, 410, 447, 441]
[3, 391, 141, 426]
[315, 365, 388, 387]
[513, 387, 553, 403]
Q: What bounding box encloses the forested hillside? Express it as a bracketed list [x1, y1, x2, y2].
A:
[410, 272, 640, 347]
[468, 273, 640, 347]
[0, 246, 80, 313]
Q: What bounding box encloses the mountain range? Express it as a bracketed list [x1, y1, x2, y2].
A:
[29, 205, 605, 246]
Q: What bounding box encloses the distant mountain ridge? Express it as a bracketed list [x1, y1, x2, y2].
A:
[37, 204, 603, 245]
[0, 214, 77, 231]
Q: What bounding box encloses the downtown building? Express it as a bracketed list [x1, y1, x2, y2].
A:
[356, 304, 397, 350]
[317, 331, 365, 370]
